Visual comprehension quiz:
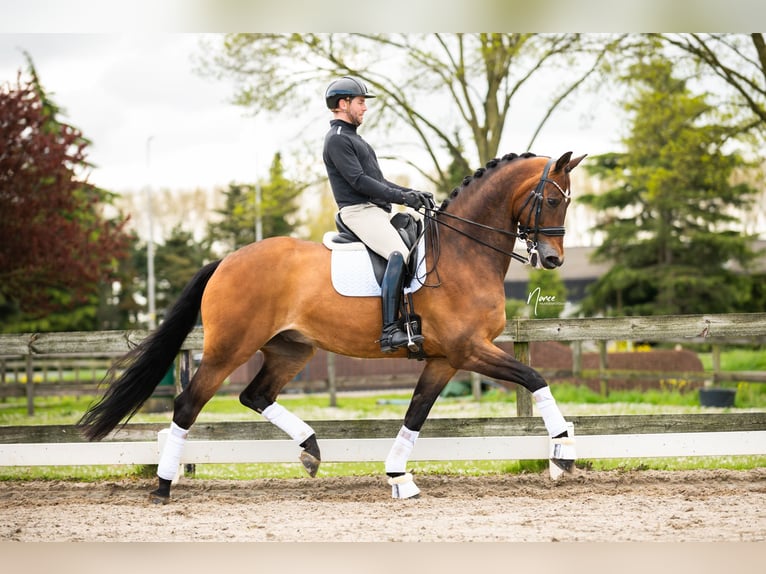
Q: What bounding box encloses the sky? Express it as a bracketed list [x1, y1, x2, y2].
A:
[0, 33, 623, 199]
[0, 0, 761, 199]
[0, 34, 307, 194]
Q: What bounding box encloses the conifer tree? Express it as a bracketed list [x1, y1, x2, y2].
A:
[579, 57, 758, 316]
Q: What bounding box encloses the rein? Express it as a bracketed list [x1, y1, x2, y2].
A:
[419, 157, 570, 267]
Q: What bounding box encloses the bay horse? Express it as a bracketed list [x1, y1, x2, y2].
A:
[78, 151, 586, 502]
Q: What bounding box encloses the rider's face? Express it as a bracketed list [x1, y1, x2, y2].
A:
[341, 96, 367, 127]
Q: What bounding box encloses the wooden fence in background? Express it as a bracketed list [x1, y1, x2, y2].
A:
[1, 313, 765, 416]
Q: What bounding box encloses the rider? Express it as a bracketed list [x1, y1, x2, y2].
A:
[322, 75, 433, 353]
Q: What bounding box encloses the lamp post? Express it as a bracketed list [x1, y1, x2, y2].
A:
[146, 136, 156, 330]
[254, 181, 262, 242]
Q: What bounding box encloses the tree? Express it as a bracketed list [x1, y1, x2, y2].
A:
[198, 33, 622, 193]
[137, 225, 213, 321]
[94, 230, 143, 330]
[303, 184, 339, 242]
[654, 34, 766, 143]
[207, 152, 305, 253]
[0, 60, 130, 332]
[579, 57, 759, 316]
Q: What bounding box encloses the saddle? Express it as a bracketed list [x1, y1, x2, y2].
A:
[322, 212, 427, 360]
[328, 211, 422, 286]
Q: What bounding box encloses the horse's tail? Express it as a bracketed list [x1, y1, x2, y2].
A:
[78, 260, 222, 441]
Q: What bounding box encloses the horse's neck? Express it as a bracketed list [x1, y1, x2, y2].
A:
[438, 190, 518, 280]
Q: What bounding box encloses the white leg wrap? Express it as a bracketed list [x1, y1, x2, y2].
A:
[157, 422, 188, 481]
[533, 386, 568, 438]
[388, 472, 421, 499]
[261, 402, 315, 444]
[385, 426, 419, 474]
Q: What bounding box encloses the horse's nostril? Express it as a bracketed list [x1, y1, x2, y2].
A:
[545, 255, 562, 268]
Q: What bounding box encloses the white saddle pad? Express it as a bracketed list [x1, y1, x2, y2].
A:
[322, 233, 427, 297]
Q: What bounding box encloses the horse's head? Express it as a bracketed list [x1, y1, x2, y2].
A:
[514, 151, 586, 269]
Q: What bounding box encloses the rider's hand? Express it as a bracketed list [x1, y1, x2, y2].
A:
[401, 190, 433, 210]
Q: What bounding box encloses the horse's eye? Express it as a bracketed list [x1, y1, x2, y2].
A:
[547, 197, 561, 208]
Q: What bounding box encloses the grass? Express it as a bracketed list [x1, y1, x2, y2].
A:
[1, 381, 764, 481]
[698, 347, 766, 372]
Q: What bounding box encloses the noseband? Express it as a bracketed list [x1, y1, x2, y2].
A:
[420, 157, 571, 266]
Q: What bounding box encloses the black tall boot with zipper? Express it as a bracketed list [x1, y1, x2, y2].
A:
[379, 251, 423, 353]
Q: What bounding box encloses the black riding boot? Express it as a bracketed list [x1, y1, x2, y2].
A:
[380, 251, 421, 353]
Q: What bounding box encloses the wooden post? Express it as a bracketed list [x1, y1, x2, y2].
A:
[178, 350, 195, 476]
[471, 371, 482, 401]
[25, 355, 34, 416]
[598, 340, 609, 397]
[178, 350, 192, 392]
[571, 340, 582, 380]
[514, 342, 534, 417]
[710, 344, 721, 387]
[327, 352, 337, 407]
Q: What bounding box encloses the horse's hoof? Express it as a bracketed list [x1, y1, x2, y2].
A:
[549, 426, 576, 480]
[149, 490, 170, 505]
[299, 451, 321, 478]
[388, 472, 421, 499]
[549, 458, 576, 480]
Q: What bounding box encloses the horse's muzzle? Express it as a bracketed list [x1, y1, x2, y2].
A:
[542, 254, 563, 269]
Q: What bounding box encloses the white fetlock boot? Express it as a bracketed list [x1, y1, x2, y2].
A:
[388, 472, 421, 499]
[549, 422, 576, 480]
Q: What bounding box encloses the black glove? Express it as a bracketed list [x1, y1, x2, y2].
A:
[401, 190, 434, 210]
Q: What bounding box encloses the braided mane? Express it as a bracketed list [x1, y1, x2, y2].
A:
[438, 152, 537, 212]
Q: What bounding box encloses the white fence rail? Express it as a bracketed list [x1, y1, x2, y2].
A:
[2, 431, 765, 467]
[2, 414, 764, 467]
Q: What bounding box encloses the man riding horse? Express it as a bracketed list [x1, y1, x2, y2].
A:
[322, 76, 433, 353]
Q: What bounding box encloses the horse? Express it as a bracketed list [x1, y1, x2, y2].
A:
[78, 151, 586, 503]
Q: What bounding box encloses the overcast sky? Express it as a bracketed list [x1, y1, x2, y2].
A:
[1, 33, 626, 198]
[0, 33, 312, 194]
[1, 1, 762, 199]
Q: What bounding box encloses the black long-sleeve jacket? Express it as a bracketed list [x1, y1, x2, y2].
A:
[323, 119, 410, 212]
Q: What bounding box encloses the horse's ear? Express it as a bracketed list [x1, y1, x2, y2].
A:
[557, 152, 587, 173]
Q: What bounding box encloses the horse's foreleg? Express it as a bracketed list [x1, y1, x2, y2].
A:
[238, 337, 320, 477]
[463, 342, 576, 478]
[385, 358, 457, 499]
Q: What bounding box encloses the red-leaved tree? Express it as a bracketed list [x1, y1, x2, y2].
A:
[0, 64, 130, 331]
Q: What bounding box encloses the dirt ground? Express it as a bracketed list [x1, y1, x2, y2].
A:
[1, 468, 764, 542]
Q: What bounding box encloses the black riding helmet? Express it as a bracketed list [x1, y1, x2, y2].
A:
[325, 76, 376, 109]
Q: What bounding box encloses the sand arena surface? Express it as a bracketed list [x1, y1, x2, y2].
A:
[1, 468, 764, 542]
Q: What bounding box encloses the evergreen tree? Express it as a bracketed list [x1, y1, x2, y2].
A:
[95, 231, 143, 330]
[579, 57, 758, 316]
[207, 152, 304, 253]
[152, 225, 212, 321]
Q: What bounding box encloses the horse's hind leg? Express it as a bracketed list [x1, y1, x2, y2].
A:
[385, 358, 457, 499]
[150, 356, 240, 504]
[238, 333, 320, 477]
